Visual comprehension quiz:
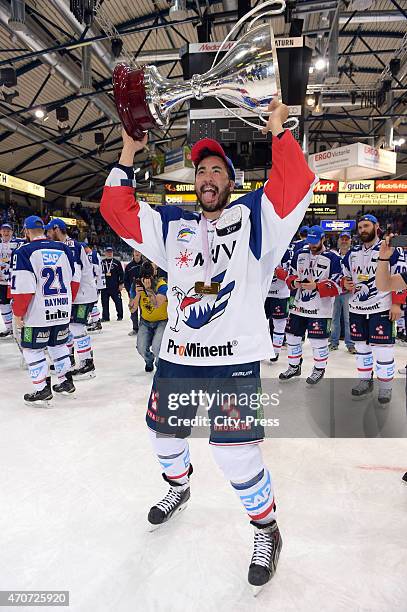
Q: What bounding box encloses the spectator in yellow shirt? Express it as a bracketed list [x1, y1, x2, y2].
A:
[130, 261, 168, 372]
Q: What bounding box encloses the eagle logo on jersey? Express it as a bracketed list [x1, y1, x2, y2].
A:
[300, 287, 317, 302]
[170, 280, 235, 332]
[353, 277, 378, 302]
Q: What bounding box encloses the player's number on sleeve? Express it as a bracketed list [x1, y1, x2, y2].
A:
[41, 266, 68, 296]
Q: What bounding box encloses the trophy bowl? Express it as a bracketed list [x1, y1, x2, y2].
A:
[113, 64, 157, 140]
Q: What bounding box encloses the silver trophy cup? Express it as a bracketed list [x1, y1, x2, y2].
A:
[113, 0, 297, 139]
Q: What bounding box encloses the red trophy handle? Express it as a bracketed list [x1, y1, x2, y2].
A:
[113, 64, 157, 141]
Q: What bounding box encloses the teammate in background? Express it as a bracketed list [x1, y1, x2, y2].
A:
[280, 225, 342, 385]
[342, 215, 403, 404]
[100, 247, 124, 321]
[85, 244, 105, 333]
[375, 235, 407, 484]
[0, 223, 24, 338]
[45, 219, 98, 380]
[100, 100, 317, 591]
[329, 232, 356, 353]
[124, 250, 144, 336]
[130, 261, 168, 372]
[11, 216, 79, 404]
[291, 225, 309, 253]
[375, 234, 407, 376]
[264, 249, 291, 363]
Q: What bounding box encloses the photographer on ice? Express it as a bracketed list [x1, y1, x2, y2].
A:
[130, 261, 168, 372]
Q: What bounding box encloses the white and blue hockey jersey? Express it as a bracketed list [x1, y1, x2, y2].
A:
[11, 238, 78, 327]
[86, 247, 106, 290]
[342, 240, 404, 314]
[267, 249, 291, 299]
[0, 237, 25, 285]
[101, 131, 317, 366]
[63, 237, 98, 305]
[287, 248, 342, 318]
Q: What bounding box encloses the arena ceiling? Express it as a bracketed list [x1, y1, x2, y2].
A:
[0, 0, 406, 203]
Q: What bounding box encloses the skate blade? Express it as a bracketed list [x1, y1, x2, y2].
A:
[24, 399, 54, 408]
[251, 585, 264, 597]
[54, 390, 76, 398]
[147, 502, 188, 532]
[278, 376, 300, 383]
[72, 372, 96, 381]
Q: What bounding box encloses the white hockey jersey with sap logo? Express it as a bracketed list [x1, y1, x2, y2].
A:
[267, 249, 291, 299]
[342, 240, 403, 314]
[11, 239, 77, 327]
[63, 237, 98, 304]
[0, 237, 25, 285]
[101, 131, 317, 366]
[289, 248, 342, 318]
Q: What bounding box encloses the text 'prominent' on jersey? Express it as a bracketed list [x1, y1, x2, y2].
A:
[342, 240, 404, 314]
[100, 131, 317, 366]
[289, 248, 342, 318]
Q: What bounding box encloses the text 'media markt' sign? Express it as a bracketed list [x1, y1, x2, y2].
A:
[313, 180, 338, 193]
[375, 180, 407, 192]
[0, 171, 45, 198]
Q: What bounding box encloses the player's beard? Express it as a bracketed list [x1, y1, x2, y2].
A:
[196, 183, 231, 214]
[310, 243, 323, 254]
[359, 228, 376, 243]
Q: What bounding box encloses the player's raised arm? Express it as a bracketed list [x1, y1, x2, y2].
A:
[100, 130, 168, 271]
[238, 101, 317, 267]
[262, 103, 317, 262]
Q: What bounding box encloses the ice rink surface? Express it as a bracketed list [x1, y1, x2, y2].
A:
[1, 312, 406, 612]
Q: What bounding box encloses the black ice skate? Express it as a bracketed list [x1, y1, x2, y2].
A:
[52, 372, 76, 395]
[269, 354, 279, 363]
[248, 519, 282, 595]
[24, 377, 53, 407]
[402, 472, 407, 485]
[351, 376, 373, 399]
[148, 466, 193, 531]
[377, 388, 392, 405]
[279, 358, 302, 381]
[306, 367, 325, 385]
[0, 329, 12, 338]
[87, 320, 102, 333]
[71, 358, 96, 380]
